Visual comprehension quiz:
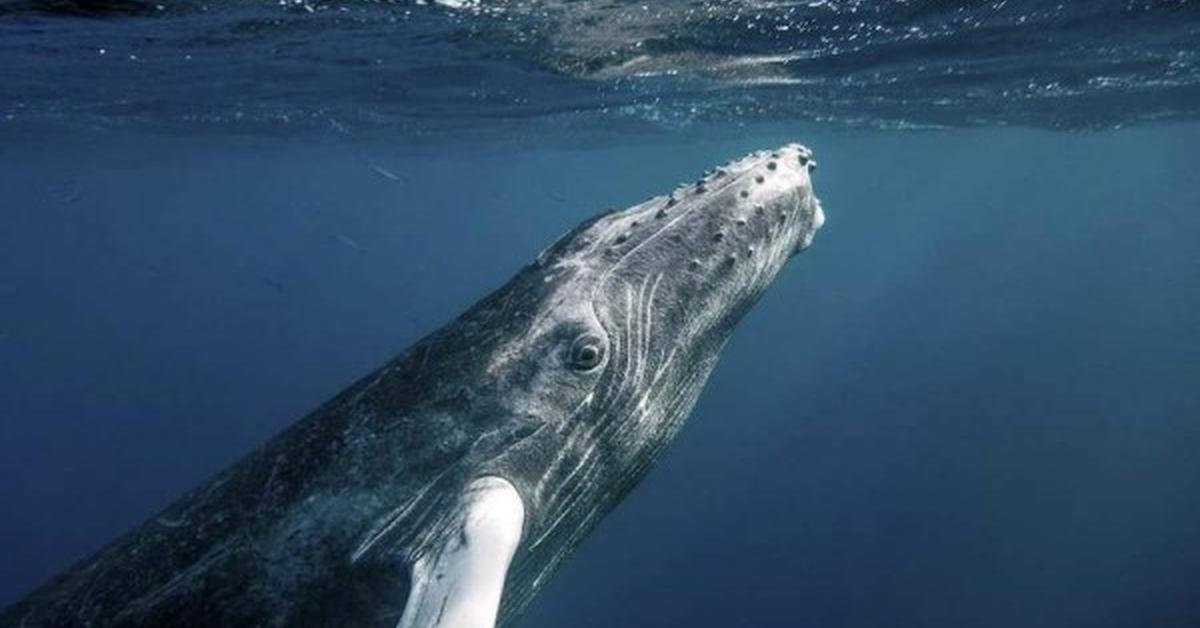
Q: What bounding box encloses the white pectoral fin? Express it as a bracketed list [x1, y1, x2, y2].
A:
[398, 476, 525, 628]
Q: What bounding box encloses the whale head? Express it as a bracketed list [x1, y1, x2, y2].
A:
[459, 143, 825, 615]
[364, 144, 824, 622]
[513, 143, 824, 428]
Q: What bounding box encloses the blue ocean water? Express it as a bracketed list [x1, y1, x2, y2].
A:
[2, 1, 1199, 627]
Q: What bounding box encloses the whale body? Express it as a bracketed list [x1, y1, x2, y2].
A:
[0, 144, 825, 628]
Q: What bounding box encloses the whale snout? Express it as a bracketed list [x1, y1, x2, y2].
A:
[695, 142, 822, 259]
[766, 143, 824, 255]
[537, 143, 823, 279]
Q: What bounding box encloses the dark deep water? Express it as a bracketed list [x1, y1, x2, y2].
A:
[3, 2, 1200, 627]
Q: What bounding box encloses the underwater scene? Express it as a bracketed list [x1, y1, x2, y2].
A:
[1, 1, 1199, 627]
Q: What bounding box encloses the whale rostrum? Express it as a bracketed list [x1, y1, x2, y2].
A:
[0, 143, 825, 628]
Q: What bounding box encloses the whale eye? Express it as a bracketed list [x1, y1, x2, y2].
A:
[567, 335, 605, 371]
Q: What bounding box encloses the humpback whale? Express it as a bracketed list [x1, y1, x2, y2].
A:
[0, 143, 825, 628]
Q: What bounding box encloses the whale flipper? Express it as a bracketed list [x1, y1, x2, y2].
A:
[398, 476, 525, 628]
